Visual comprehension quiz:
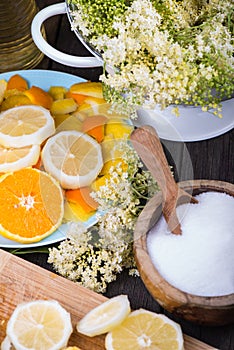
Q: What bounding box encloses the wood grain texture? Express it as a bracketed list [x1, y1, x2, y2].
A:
[0, 249, 217, 350]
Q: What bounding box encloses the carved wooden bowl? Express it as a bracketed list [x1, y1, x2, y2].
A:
[134, 179, 234, 326]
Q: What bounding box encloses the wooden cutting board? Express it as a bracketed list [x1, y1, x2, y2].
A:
[0, 249, 217, 350]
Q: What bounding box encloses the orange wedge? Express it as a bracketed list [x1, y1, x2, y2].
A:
[65, 186, 98, 213]
[6, 74, 28, 92]
[82, 114, 107, 143]
[24, 86, 53, 109]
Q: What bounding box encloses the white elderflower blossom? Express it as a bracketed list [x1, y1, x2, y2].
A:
[48, 140, 159, 293]
[70, 0, 234, 116]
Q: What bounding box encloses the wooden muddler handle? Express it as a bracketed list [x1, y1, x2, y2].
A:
[131, 125, 186, 234]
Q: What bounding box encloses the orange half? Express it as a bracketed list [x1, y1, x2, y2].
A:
[0, 168, 64, 243]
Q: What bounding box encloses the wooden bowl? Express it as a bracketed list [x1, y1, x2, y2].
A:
[134, 179, 234, 326]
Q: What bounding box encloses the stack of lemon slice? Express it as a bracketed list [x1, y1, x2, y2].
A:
[0, 105, 55, 173]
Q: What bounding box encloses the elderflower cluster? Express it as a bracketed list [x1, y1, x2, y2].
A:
[69, 0, 234, 116]
[48, 141, 159, 293]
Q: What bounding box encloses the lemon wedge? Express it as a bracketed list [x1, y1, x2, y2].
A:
[76, 295, 131, 337]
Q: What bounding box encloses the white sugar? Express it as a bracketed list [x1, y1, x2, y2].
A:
[147, 192, 234, 297]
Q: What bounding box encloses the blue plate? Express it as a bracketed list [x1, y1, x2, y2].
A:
[0, 69, 100, 248]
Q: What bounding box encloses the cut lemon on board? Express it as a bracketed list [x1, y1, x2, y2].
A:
[0, 167, 64, 243]
[76, 295, 131, 337]
[41, 130, 103, 189]
[0, 105, 55, 148]
[105, 309, 184, 350]
[5, 300, 72, 350]
[0, 144, 40, 173]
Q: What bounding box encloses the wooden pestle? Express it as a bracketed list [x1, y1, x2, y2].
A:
[130, 125, 197, 235]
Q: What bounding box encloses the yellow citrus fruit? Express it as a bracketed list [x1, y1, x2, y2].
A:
[50, 98, 78, 115]
[70, 82, 103, 99]
[0, 94, 32, 111]
[0, 144, 40, 173]
[76, 295, 131, 337]
[0, 336, 12, 350]
[0, 167, 64, 243]
[49, 86, 68, 100]
[0, 105, 55, 148]
[105, 309, 184, 350]
[0, 79, 7, 104]
[54, 114, 82, 132]
[6, 300, 72, 350]
[105, 117, 133, 139]
[41, 130, 103, 189]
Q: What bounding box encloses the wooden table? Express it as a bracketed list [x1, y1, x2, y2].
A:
[4, 0, 234, 349]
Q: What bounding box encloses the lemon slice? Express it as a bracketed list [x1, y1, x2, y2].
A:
[0, 105, 55, 148]
[1, 336, 13, 350]
[41, 130, 103, 189]
[105, 309, 184, 350]
[0, 144, 40, 173]
[6, 300, 72, 350]
[76, 295, 131, 337]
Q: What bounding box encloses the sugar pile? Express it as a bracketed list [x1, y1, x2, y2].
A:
[147, 192, 234, 297]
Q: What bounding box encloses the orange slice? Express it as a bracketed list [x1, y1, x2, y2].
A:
[0, 105, 55, 148]
[0, 144, 40, 173]
[0, 167, 64, 243]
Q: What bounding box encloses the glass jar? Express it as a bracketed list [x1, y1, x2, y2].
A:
[0, 0, 44, 72]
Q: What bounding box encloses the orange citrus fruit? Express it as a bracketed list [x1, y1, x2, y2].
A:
[6, 74, 28, 92]
[41, 130, 103, 189]
[0, 105, 55, 148]
[82, 114, 107, 143]
[24, 85, 53, 109]
[65, 187, 99, 213]
[0, 167, 64, 243]
[0, 144, 40, 173]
